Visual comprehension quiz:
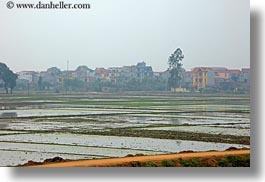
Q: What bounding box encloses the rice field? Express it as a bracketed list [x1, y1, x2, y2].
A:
[0, 92, 250, 166]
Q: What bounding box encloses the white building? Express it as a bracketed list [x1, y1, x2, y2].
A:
[17, 71, 37, 83]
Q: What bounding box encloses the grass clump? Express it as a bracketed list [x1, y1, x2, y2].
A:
[161, 160, 176, 167]
[179, 158, 201, 167]
[219, 155, 250, 167]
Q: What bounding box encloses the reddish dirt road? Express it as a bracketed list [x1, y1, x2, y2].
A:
[29, 149, 250, 167]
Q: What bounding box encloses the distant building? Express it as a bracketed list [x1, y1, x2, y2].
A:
[95, 68, 110, 82]
[121, 65, 137, 81]
[16, 71, 38, 90]
[40, 71, 57, 85]
[135, 62, 153, 81]
[47, 67, 61, 76]
[171, 87, 188, 92]
[211, 67, 229, 78]
[17, 71, 35, 83]
[14, 63, 250, 93]
[192, 67, 215, 90]
[119, 62, 153, 81]
[210, 67, 229, 83]
[240, 68, 250, 83]
[228, 69, 241, 82]
[108, 67, 122, 83]
[183, 70, 193, 89]
[159, 70, 170, 81]
[76, 66, 94, 82]
[184, 71, 193, 83]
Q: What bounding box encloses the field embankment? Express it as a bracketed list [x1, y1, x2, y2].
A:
[26, 149, 250, 167]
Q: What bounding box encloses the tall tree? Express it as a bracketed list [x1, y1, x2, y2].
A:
[0, 62, 18, 94]
[168, 48, 184, 90]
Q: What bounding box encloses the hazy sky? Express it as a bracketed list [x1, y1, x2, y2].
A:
[0, 0, 249, 72]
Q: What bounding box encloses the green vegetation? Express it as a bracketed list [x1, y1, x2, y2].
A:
[161, 160, 176, 167]
[112, 154, 250, 167]
[179, 158, 201, 167]
[0, 62, 17, 94]
[168, 48, 184, 90]
[218, 155, 250, 167]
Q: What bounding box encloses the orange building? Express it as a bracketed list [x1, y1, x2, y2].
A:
[192, 67, 215, 90]
[211, 67, 229, 79]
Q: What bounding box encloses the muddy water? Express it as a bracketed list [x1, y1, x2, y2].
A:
[0, 119, 150, 131]
[0, 133, 248, 166]
[0, 150, 97, 166]
[0, 133, 248, 153]
[0, 93, 250, 166]
[0, 142, 164, 166]
[140, 126, 250, 136]
[0, 108, 134, 117]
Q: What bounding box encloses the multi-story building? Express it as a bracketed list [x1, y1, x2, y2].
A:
[192, 67, 215, 90]
[95, 68, 110, 82]
[119, 62, 154, 82]
[121, 65, 137, 81]
[76, 65, 93, 74]
[76, 66, 94, 82]
[108, 67, 122, 83]
[17, 71, 37, 83]
[135, 62, 153, 81]
[211, 67, 229, 79]
[108, 67, 122, 76]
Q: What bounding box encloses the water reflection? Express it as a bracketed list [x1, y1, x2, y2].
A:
[0, 106, 17, 110]
[0, 112, 17, 118]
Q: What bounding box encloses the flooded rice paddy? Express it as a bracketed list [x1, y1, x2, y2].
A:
[0, 92, 250, 166]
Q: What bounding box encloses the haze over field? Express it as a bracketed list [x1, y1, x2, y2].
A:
[0, 0, 249, 72]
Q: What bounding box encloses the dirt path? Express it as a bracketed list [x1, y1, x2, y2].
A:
[29, 149, 250, 167]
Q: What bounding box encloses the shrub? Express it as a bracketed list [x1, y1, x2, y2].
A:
[161, 160, 176, 167]
[179, 158, 201, 167]
[149, 162, 158, 167]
